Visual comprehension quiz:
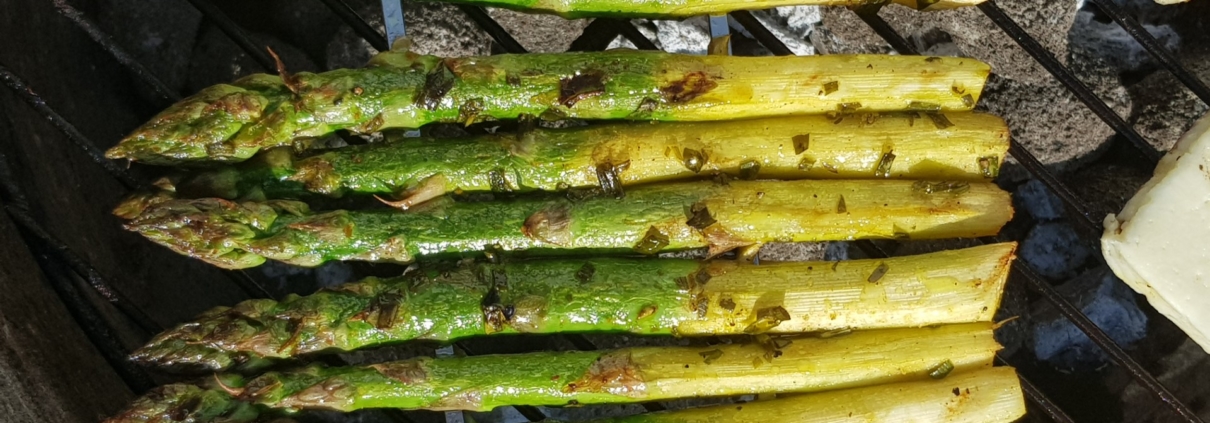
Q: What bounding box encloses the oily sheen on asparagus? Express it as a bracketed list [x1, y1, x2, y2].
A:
[171, 113, 1009, 204]
[133, 243, 1015, 372]
[105, 49, 990, 164]
[117, 179, 1013, 269]
[103, 367, 1024, 423]
[419, 0, 984, 18]
[107, 323, 1000, 417]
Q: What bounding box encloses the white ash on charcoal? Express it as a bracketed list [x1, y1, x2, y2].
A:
[1030, 267, 1148, 371]
[1019, 221, 1094, 281]
[1015, 179, 1067, 221]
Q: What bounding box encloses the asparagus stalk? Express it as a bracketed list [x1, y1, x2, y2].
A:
[420, 0, 984, 18]
[104, 49, 990, 164]
[104, 367, 1024, 423]
[117, 179, 1012, 269]
[133, 243, 1015, 372]
[173, 113, 1009, 203]
[587, 367, 1025, 423]
[116, 323, 1003, 415]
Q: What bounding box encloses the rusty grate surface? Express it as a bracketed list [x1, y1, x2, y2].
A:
[1, 1, 1207, 422]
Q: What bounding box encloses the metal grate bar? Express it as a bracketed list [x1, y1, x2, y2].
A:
[1088, 0, 1210, 105]
[457, 5, 528, 54]
[382, 0, 407, 45]
[1007, 140, 1100, 233]
[183, 0, 277, 72]
[318, 0, 390, 52]
[731, 11, 793, 56]
[995, 355, 1076, 423]
[30, 252, 157, 393]
[0, 64, 145, 191]
[570, 18, 658, 51]
[852, 9, 916, 55]
[52, 0, 180, 103]
[1006, 246, 1203, 422]
[842, 10, 1107, 236]
[977, 1, 1162, 167]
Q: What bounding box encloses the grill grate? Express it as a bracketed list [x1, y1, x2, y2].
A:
[1, 1, 1207, 422]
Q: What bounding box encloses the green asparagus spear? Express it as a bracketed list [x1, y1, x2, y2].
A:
[419, 0, 984, 19]
[587, 367, 1025, 423]
[117, 179, 1012, 269]
[104, 366, 1025, 423]
[133, 243, 1015, 372]
[114, 323, 1001, 415]
[104, 49, 990, 165]
[172, 112, 1009, 204]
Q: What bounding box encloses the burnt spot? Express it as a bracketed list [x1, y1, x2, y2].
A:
[458, 98, 486, 126]
[415, 61, 456, 110]
[566, 352, 646, 396]
[374, 293, 402, 329]
[488, 168, 513, 193]
[575, 262, 595, 283]
[719, 296, 736, 311]
[628, 97, 659, 119]
[522, 204, 572, 246]
[353, 113, 385, 135]
[483, 243, 505, 264]
[595, 160, 628, 199]
[559, 70, 608, 108]
[167, 395, 203, 421]
[793, 134, 810, 155]
[637, 304, 658, 319]
[506, 73, 521, 86]
[682, 148, 708, 173]
[685, 202, 717, 230]
[661, 71, 718, 103]
[633, 226, 670, 255]
[926, 56, 943, 62]
[480, 287, 513, 334]
[371, 360, 429, 385]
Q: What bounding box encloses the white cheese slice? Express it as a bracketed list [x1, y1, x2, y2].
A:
[1103, 112, 1210, 354]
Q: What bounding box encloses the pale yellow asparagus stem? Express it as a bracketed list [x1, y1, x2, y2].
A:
[594, 367, 1026, 423]
[679, 242, 1016, 335]
[431, 0, 985, 19]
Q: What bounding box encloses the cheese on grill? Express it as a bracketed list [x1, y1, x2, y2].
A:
[1103, 112, 1210, 353]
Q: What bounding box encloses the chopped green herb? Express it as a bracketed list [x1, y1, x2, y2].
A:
[978, 156, 1000, 179]
[822, 81, 839, 95]
[682, 148, 708, 173]
[633, 226, 669, 255]
[575, 263, 595, 283]
[738, 160, 761, 180]
[927, 112, 954, 129]
[699, 349, 724, 364]
[792, 134, 810, 155]
[868, 262, 889, 284]
[928, 359, 955, 379]
[837, 195, 847, 214]
[875, 149, 896, 178]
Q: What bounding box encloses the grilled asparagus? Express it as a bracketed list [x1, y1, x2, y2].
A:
[134, 243, 1015, 372]
[105, 49, 990, 164]
[103, 366, 1023, 423]
[113, 323, 1001, 414]
[419, 0, 983, 18]
[172, 113, 1009, 204]
[118, 179, 1012, 269]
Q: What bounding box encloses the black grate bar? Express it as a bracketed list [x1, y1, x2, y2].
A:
[52, 0, 180, 103]
[0, 63, 146, 191]
[1088, 0, 1210, 105]
[731, 11, 794, 56]
[569, 18, 623, 52]
[977, 1, 1162, 167]
[996, 355, 1076, 423]
[456, 5, 528, 54]
[612, 19, 659, 50]
[1008, 140, 1101, 234]
[840, 9, 1105, 236]
[183, 0, 277, 72]
[30, 252, 157, 393]
[3, 206, 163, 334]
[317, 0, 390, 52]
[987, 237, 1203, 423]
[852, 9, 917, 55]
